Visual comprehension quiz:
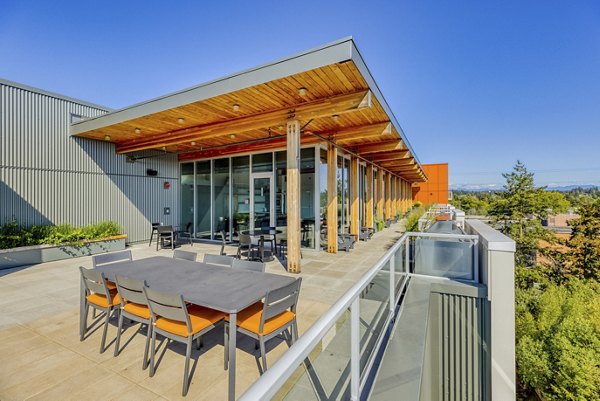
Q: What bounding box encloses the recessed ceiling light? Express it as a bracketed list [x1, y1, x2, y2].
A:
[162, 146, 166, 151]
[278, 125, 284, 130]
[298, 87, 307, 96]
[229, 134, 236, 139]
[134, 128, 141, 134]
[104, 135, 111, 141]
[332, 114, 340, 121]
[177, 118, 185, 124]
[191, 141, 196, 146]
[232, 104, 240, 112]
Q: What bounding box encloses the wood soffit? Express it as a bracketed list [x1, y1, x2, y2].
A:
[73, 61, 425, 181]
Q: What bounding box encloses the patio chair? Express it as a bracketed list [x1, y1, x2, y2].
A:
[79, 266, 121, 353]
[261, 227, 276, 255]
[225, 278, 302, 374]
[173, 249, 197, 262]
[92, 250, 133, 290]
[231, 258, 265, 273]
[148, 222, 160, 247]
[203, 253, 234, 268]
[338, 234, 354, 252]
[219, 230, 227, 256]
[156, 225, 175, 251]
[114, 274, 152, 369]
[237, 233, 260, 260]
[143, 287, 226, 396]
[359, 227, 373, 241]
[176, 222, 193, 247]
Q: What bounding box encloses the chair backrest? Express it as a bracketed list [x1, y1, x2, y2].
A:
[114, 274, 148, 307]
[260, 278, 302, 333]
[203, 253, 234, 267]
[173, 249, 197, 262]
[92, 250, 132, 268]
[143, 287, 191, 332]
[157, 225, 174, 234]
[152, 222, 160, 229]
[239, 233, 252, 246]
[232, 258, 265, 273]
[79, 266, 111, 299]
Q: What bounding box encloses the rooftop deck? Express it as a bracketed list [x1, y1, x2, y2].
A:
[0, 226, 405, 401]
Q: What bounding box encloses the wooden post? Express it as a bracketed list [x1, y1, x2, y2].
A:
[327, 144, 338, 253]
[286, 120, 301, 273]
[377, 170, 384, 220]
[350, 156, 359, 236]
[391, 175, 397, 218]
[366, 165, 373, 229]
[385, 173, 391, 220]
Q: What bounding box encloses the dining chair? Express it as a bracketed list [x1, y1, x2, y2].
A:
[176, 222, 194, 247]
[261, 227, 276, 255]
[143, 287, 226, 396]
[173, 249, 198, 262]
[157, 225, 175, 251]
[237, 233, 259, 260]
[219, 230, 227, 256]
[203, 253, 234, 268]
[225, 278, 302, 374]
[114, 274, 152, 369]
[231, 258, 265, 273]
[79, 266, 121, 353]
[92, 250, 132, 290]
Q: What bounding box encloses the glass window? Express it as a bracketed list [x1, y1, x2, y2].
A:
[320, 149, 328, 249]
[301, 148, 316, 249]
[180, 163, 194, 234]
[252, 153, 273, 173]
[275, 151, 287, 229]
[212, 158, 230, 239]
[232, 156, 250, 240]
[195, 161, 211, 239]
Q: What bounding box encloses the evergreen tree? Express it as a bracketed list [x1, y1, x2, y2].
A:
[567, 199, 600, 280]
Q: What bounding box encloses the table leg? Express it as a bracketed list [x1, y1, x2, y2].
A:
[228, 312, 237, 401]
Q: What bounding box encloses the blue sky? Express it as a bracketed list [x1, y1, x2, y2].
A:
[1, 1, 599, 188]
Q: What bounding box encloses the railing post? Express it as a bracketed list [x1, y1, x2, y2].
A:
[405, 236, 410, 274]
[351, 298, 360, 401]
[389, 255, 395, 312]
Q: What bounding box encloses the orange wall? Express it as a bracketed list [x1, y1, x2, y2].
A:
[412, 163, 449, 205]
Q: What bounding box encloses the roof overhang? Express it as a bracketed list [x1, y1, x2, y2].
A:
[71, 37, 426, 182]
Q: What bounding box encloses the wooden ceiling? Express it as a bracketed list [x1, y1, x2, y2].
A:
[73, 61, 425, 181]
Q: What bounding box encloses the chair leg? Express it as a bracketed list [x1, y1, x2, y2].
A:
[196, 335, 203, 350]
[224, 322, 229, 370]
[80, 303, 89, 341]
[149, 327, 157, 377]
[259, 337, 267, 374]
[293, 321, 299, 343]
[142, 323, 151, 370]
[100, 308, 111, 354]
[183, 337, 192, 396]
[114, 310, 124, 356]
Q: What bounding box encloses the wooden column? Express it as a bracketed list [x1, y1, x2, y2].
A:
[350, 156, 359, 236]
[376, 170, 384, 220]
[366, 165, 374, 229]
[286, 120, 301, 273]
[327, 143, 338, 253]
[396, 177, 402, 215]
[391, 176, 397, 218]
[385, 173, 391, 220]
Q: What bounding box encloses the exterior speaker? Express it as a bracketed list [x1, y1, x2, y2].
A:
[146, 169, 158, 176]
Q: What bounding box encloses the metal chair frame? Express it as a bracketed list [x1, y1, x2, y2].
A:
[203, 253, 235, 268]
[173, 249, 198, 262]
[231, 258, 265, 273]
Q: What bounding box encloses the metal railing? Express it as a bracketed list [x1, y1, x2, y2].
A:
[417, 204, 454, 232]
[239, 230, 480, 401]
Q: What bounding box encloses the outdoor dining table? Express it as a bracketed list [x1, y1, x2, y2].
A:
[242, 229, 283, 261]
[81, 255, 295, 401]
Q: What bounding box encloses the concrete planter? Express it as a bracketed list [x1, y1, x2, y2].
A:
[0, 235, 127, 269]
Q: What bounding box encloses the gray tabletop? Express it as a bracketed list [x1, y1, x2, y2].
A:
[94, 256, 295, 313]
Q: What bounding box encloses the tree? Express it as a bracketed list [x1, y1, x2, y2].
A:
[566, 199, 600, 281]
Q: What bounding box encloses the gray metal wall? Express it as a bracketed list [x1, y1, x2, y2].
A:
[420, 282, 489, 401]
[0, 80, 180, 243]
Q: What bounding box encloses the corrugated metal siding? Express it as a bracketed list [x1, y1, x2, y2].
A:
[437, 293, 489, 401]
[0, 82, 179, 243]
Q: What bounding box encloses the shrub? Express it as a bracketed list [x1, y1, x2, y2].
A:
[404, 205, 427, 232]
[516, 280, 600, 400]
[0, 220, 122, 249]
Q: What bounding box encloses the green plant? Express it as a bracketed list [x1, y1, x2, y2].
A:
[0, 220, 122, 249]
[404, 205, 426, 232]
[374, 216, 385, 232]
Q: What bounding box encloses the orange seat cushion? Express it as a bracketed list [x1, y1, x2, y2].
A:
[155, 305, 225, 337]
[106, 280, 117, 290]
[87, 292, 120, 308]
[226, 302, 296, 336]
[123, 302, 151, 319]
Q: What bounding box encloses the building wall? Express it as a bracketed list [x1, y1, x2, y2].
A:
[0, 80, 179, 243]
[412, 163, 449, 205]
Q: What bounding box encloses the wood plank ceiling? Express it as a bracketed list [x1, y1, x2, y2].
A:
[73, 61, 425, 182]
